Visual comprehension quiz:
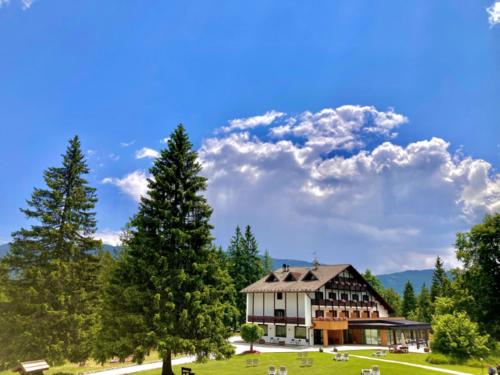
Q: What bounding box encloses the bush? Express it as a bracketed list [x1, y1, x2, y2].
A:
[430, 312, 489, 360]
[426, 353, 453, 365]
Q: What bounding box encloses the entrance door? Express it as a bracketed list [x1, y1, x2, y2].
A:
[313, 329, 323, 345]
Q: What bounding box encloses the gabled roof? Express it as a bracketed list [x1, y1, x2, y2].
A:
[241, 264, 350, 293]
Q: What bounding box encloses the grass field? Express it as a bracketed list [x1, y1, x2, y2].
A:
[138, 351, 480, 375]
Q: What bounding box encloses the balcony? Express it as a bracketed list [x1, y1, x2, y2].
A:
[311, 299, 377, 308]
[312, 317, 348, 330]
[248, 315, 305, 325]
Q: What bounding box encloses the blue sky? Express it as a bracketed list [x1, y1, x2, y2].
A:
[0, 0, 499, 272]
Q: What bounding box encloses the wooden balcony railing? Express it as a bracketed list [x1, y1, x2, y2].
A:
[311, 299, 377, 307]
[248, 315, 305, 325]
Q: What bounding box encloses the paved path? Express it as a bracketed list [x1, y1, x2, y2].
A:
[350, 355, 473, 375]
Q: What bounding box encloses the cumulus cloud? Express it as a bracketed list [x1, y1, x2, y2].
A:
[104, 105, 499, 272]
[102, 170, 149, 202]
[218, 110, 285, 133]
[0, 0, 34, 9]
[135, 147, 160, 159]
[95, 229, 123, 246]
[487, 1, 500, 25]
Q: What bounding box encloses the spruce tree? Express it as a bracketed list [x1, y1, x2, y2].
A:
[0, 136, 100, 366]
[95, 125, 237, 375]
[416, 284, 432, 322]
[431, 256, 449, 302]
[401, 281, 417, 318]
[262, 249, 273, 275]
[227, 225, 263, 325]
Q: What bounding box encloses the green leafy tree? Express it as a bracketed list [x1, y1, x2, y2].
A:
[0, 136, 100, 367]
[240, 323, 264, 352]
[401, 281, 417, 318]
[362, 269, 384, 294]
[94, 125, 237, 375]
[381, 288, 402, 317]
[227, 225, 263, 325]
[262, 249, 273, 275]
[431, 256, 450, 302]
[431, 312, 489, 360]
[455, 214, 500, 339]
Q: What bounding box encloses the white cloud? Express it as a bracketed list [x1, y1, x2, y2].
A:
[218, 110, 285, 133]
[120, 140, 136, 147]
[95, 229, 123, 246]
[102, 170, 149, 202]
[0, 0, 34, 9]
[135, 147, 160, 159]
[103, 105, 499, 272]
[487, 1, 500, 25]
[0, 0, 10, 8]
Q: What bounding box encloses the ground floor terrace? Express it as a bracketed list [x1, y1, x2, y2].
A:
[250, 317, 431, 348]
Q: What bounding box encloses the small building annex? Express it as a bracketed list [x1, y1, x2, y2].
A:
[241, 264, 430, 347]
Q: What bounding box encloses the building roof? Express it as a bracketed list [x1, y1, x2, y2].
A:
[241, 264, 350, 293]
[348, 318, 431, 330]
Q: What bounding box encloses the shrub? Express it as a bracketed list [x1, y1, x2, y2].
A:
[426, 353, 452, 365]
[430, 312, 489, 360]
[240, 323, 264, 352]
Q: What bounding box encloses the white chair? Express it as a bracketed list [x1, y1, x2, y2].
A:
[268, 365, 277, 375]
[334, 353, 342, 361]
[360, 370, 373, 375]
[278, 366, 287, 375]
[371, 365, 380, 375]
[342, 353, 349, 361]
[306, 358, 313, 367]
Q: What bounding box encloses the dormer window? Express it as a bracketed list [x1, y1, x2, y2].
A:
[302, 270, 318, 281]
[284, 272, 297, 282]
[265, 273, 279, 282]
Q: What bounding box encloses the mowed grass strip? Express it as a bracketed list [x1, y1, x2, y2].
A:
[137, 352, 459, 375]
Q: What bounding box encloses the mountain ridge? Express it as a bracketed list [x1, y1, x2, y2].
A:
[0, 243, 438, 294]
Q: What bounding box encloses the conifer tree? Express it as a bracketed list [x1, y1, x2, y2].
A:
[227, 225, 263, 325]
[431, 256, 450, 302]
[401, 281, 417, 318]
[416, 284, 432, 322]
[95, 125, 237, 375]
[0, 136, 100, 366]
[262, 249, 273, 275]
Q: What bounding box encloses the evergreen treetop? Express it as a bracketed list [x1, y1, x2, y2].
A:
[401, 280, 417, 318]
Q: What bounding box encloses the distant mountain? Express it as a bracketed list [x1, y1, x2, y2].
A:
[377, 269, 451, 295]
[0, 243, 8, 257]
[0, 243, 445, 295]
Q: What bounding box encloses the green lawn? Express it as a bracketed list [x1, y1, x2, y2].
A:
[0, 352, 162, 375]
[139, 351, 475, 375]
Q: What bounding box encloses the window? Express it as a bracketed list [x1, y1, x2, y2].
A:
[341, 310, 349, 318]
[372, 311, 379, 318]
[362, 295, 369, 302]
[330, 309, 338, 318]
[276, 325, 286, 337]
[341, 293, 348, 301]
[364, 329, 381, 345]
[295, 326, 307, 339]
[265, 273, 279, 282]
[274, 309, 285, 317]
[277, 292, 283, 300]
[328, 292, 337, 300]
[315, 310, 324, 318]
[352, 294, 359, 301]
[352, 311, 360, 318]
[315, 291, 323, 300]
[302, 271, 318, 281]
[259, 324, 268, 336]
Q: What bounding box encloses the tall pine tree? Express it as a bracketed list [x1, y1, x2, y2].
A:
[401, 281, 417, 318]
[0, 136, 100, 367]
[227, 225, 263, 325]
[430, 256, 450, 302]
[262, 249, 273, 275]
[415, 284, 432, 322]
[95, 125, 237, 375]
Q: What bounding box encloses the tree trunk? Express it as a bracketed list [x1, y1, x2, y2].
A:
[250, 342, 253, 352]
[161, 350, 174, 375]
